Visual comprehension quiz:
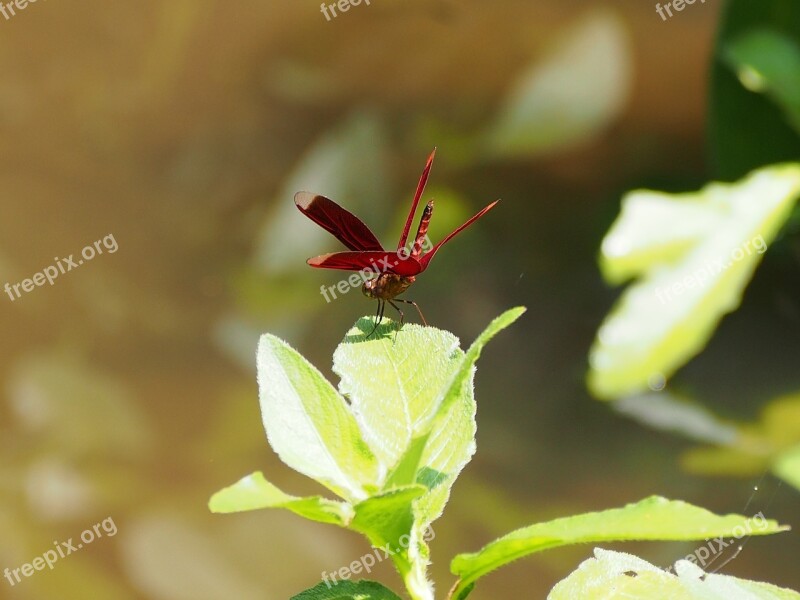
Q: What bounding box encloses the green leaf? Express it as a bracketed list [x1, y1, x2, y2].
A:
[254, 111, 390, 273]
[411, 307, 527, 528]
[681, 446, 770, 477]
[291, 579, 403, 600]
[679, 393, 800, 489]
[257, 334, 379, 502]
[409, 308, 524, 600]
[483, 10, 631, 159]
[724, 29, 800, 134]
[208, 471, 353, 525]
[589, 163, 800, 399]
[351, 485, 427, 548]
[449, 496, 789, 600]
[332, 319, 463, 475]
[613, 392, 739, 445]
[773, 444, 800, 492]
[211, 310, 524, 600]
[349, 486, 431, 600]
[710, 0, 800, 179]
[335, 308, 525, 600]
[549, 548, 800, 600]
[384, 434, 431, 490]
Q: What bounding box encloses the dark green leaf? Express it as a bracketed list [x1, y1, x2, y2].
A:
[710, 0, 800, 179]
[291, 579, 403, 600]
[450, 496, 788, 600]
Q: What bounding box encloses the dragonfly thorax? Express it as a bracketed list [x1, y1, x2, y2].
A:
[362, 273, 415, 301]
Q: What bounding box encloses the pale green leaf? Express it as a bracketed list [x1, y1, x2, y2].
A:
[772, 445, 800, 492]
[208, 472, 352, 525]
[254, 112, 389, 273]
[291, 579, 402, 600]
[332, 320, 463, 477]
[681, 446, 770, 477]
[334, 309, 524, 600]
[450, 496, 788, 600]
[549, 548, 800, 600]
[211, 310, 523, 600]
[257, 334, 378, 502]
[404, 307, 525, 597]
[484, 10, 631, 158]
[679, 393, 800, 487]
[411, 307, 527, 528]
[613, 392, 739, 445]
[761, 393, 800, 446]
[589, 163, 800, 399]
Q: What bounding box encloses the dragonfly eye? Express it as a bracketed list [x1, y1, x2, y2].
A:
[362, 279, 376, 297]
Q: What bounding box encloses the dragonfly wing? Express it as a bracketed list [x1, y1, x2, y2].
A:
[419, 200, 499, 270]
[307, 251, 423, 276]
[294, 192, 384, 252]
[397, 148, 436, 251]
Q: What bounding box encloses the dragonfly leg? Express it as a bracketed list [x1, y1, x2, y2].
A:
[393, 298, 427, 326]
[388, 299, 405, 327]
[366, 300, 385, 338]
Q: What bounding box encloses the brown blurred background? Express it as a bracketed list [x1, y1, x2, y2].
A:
[1, 0, 798, 598]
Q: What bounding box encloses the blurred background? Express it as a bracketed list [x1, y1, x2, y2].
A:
[1, 0, 798, 598]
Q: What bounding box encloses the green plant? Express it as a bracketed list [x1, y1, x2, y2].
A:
[587, 0, 800, 498]
[209, 310, 794, 599]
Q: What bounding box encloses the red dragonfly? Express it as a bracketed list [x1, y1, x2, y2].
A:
[295, 149, 498, 336]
